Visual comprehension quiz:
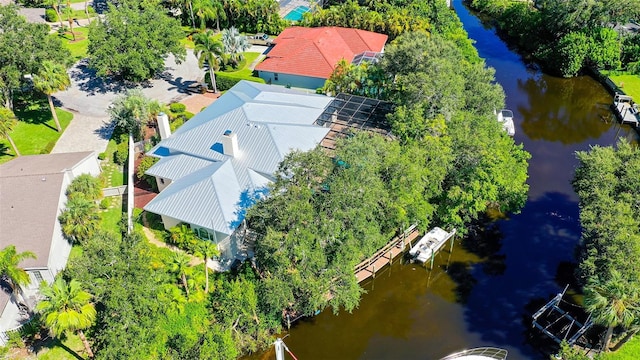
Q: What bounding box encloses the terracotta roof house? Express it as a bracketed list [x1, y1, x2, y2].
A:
[255, 26, 388, 90]
[144, 81, 334, 260]
[0, 152, 101, 341]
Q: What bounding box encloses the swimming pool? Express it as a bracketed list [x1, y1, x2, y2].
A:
[283, 6, 310, 22]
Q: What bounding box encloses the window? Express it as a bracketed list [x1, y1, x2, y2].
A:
[33, 271, 43, 283]
[274, 73, 279, 81]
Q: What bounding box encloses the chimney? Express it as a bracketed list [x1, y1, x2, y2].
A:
[221, 130, 238, 157]
[157, 112, 171, 140]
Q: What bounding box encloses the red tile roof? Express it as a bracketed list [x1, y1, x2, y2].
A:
[255, 26, 388, 79]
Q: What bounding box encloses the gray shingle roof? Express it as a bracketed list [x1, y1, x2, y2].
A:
[0, 152, 95, 269]
[144, 81, 333, 235]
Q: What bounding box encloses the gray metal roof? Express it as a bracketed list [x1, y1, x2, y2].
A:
[144, 81, 333, 235]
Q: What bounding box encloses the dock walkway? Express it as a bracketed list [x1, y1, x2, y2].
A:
[354, 224, 420, 283]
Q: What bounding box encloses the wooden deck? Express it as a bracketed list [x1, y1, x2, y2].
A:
[354, 225, 420, 283]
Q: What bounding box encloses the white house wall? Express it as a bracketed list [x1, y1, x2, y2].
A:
[70, 152, 101, 178]
[155, 176, 172, 192]
[257, 71, 326, 90]
[161, 215, 182, 230]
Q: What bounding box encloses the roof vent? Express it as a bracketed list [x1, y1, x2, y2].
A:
[221, 130, 239, 157]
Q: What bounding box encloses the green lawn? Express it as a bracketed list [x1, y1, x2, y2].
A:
[222, 52, 261, 76]
[601, 336, 640, 360]
[100, 200, 123, 234]
[0, 99, 73, 164]
[609, 74, 640, 100]
[36, 334, 87, 360]
[58, 26, 89, 61]
[181, 27, 223, 50]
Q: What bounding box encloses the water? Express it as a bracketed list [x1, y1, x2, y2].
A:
[246, 1, 639, 359]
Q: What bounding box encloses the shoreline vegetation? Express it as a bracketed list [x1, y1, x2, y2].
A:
[465, 0, 640, 95]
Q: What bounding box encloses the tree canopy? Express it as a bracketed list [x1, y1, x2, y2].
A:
[87, 0, 185, 81]
[573, 140, 640, 351]
[0, 5, 69, 109]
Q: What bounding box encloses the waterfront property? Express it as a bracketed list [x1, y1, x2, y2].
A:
[255, 26, 388, 89]
[143, 81, 333, 259]
[612, 93, 639, 126]
[0, 151, 101, 342]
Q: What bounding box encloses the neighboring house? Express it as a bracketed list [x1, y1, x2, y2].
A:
[143, 81, 333, 259]
[0, 152, 101, 339]
[255, 26, 388, 89]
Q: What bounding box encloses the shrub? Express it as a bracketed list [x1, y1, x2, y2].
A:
[207, 72, 266, 91]
[170, 118, 184, 132]
[100, 197, 111, 210]
[114, 139, 129, 165]
[98, 152, 107, 160]
[137, 156, 159, 180]
[45, 8, 58, 22]
[183, 111, 194, 120]
[169, 103, 186, 113]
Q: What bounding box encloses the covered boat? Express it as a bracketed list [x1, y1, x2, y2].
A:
[497, 109, 515, 136]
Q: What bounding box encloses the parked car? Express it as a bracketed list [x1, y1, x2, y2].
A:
[249, 33, 274, 46]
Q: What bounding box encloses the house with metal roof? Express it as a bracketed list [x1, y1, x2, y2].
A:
[0, 151, 101, 342]
[255, 26, 388, 90]
[143, 81, 333, 258]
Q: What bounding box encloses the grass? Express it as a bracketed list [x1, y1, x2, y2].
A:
[608, 74, 640, 100]
[36, 334, 86, 360]
[100, 199, 123, 233]
[601, 336, 640, 360]
[181, 27, 223, 50]
[221, 52, 261, 76]
[0, 96, 73, 165]
[57, 27, 89, 61]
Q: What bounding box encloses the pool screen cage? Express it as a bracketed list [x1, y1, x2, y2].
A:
[314, 93, 393, 150]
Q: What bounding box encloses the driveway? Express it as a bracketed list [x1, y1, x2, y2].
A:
[52, 50, 201, 154]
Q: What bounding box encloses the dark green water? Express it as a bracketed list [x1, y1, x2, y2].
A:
[246, 1, 639, 359]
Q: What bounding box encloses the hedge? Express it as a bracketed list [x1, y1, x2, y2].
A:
[206, 72, 265, 91]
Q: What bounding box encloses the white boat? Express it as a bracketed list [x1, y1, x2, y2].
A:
[496, 109, 515, 136]
[440, 347, 508, 360]
[408, 227, 455, 264]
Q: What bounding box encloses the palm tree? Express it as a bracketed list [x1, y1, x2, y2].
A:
[169, 252, 192, 298]
[196, 240, 220, 293]
[192, 0, 216, 29]
[64, 0, 75, 41]
[211, 0, 226, 32]
[0, 107, 20, 156]
[0, 245, 36, 306]
[221, 26, 249, 68]
[58, 195, 100, 244]
[37, 277, 96, 358]
[109, 89, 160, 140]
[193, 30, 224, 93]
[32, 61, 71, 132]
[66, 174, 103, 201]
[584, 270, 640, 350]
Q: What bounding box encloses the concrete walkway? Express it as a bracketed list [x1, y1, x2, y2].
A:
[52, 50, 202, 154]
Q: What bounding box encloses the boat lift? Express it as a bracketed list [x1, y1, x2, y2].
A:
[531, 285, 593, 346]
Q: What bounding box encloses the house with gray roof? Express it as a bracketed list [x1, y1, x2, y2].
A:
[144, 81, 333, 258]
[0, 151, 101, 341]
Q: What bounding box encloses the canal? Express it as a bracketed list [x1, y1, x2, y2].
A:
[248, 1, 639, 359]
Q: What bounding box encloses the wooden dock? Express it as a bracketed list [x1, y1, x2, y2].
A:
[354, 224, 420, 283]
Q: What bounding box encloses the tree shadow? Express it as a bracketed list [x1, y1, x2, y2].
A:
[31, 336, 85, 360]
[94, 120, 116, 141]
[0, 143, 14, 158]
[71, 61, 132, 95]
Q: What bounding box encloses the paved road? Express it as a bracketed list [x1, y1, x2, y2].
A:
[52, 50, 202, 154]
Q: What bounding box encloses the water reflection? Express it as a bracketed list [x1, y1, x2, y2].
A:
[518, 75, 613, 143]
